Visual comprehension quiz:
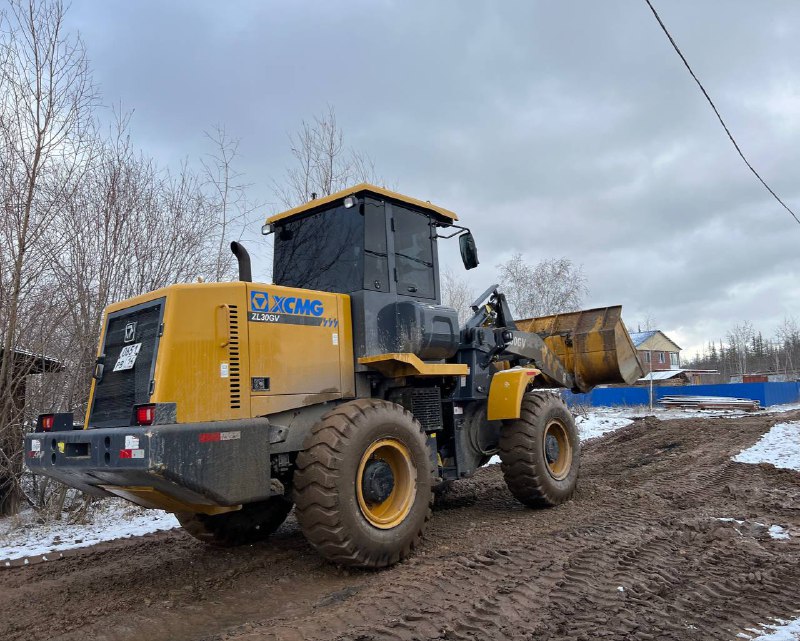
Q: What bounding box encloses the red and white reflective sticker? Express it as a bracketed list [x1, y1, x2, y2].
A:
[199, 431, 241, 443]
[119, 448, 144, 459]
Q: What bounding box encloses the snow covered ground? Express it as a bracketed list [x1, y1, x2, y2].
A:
[588, 402, 800, 423]
[0, 500, 178, 564]
[732, 421, 800, 472]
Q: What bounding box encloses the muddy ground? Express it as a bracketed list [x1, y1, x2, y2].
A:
[2, 411, 799, 641]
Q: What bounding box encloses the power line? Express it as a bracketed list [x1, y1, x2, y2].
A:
[644, 0, 800, 226]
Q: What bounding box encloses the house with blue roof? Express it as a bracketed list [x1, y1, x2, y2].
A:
[628, 330, 681, 372]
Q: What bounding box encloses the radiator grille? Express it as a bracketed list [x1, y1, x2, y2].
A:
[90, 301, 163, 428]
[411, 387, 442, 431]
[228, 305, 241, 409]
[390, 387, 443, 432]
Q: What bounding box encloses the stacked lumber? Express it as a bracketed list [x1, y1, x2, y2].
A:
[659, 395, 761, 411]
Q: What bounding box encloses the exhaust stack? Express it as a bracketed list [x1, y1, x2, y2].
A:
[230, 242, 252, 282]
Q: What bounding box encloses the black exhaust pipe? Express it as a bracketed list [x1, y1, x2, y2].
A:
[230, 242, 252, 282]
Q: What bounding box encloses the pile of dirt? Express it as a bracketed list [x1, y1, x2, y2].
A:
[2, 410, 798, 641]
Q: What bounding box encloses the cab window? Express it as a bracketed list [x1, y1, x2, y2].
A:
[393, 205, 435, 299]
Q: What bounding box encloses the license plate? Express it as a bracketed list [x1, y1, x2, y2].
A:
[113, 343, 142, 371]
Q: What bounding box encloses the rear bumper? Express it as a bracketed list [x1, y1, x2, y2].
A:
[24, 419, 272, 512]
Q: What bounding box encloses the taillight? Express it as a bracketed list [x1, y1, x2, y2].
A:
[41, 414, 54, 431]
[135, 405, 156, 426]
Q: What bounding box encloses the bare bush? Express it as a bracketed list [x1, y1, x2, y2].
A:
[497, 253, 588, 319]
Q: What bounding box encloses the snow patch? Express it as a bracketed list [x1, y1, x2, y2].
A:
[575, 413, 632, 441]
[0, 499, 179, 562]
[732, 421, 800, 472]
[768, 525, 791, 540]
[714, 518, 792, 541]
[586, 401, 800, 422]
[739, 616, 800, 640]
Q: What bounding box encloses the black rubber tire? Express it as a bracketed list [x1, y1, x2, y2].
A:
[499, 392, 580, 508]
[293, 399, 434, 569]
[176, 496, 293, 547]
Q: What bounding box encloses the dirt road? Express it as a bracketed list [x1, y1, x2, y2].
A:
[2, 411, 799, 641]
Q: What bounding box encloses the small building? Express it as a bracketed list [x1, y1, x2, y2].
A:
[637, 368, 720, 386]
[0, 348, 62, 415]
[628, 330, 682, 372]
[730, 372, 789, 384]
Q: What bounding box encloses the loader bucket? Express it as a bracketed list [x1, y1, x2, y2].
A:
[516, 306, 643, 393]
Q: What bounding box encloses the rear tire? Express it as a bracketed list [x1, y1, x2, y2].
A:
[499, 392, 580, 508]
[176, 496, 293, 547]
[293, 399, 434, 569]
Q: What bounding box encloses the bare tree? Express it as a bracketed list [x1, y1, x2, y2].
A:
[201, 125, 260, 281]
[497, 253, 587, 319]
[726, 321, 755, 376]
[273, 105, 381, 209]
[441, 268, 474, 325]
[640, 313, 658, 332]
[776, 316, 800, 376]
[0, 0, 97, 515]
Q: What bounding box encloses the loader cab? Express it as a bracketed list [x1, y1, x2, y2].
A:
[269, 184, 453, 302]
[266, 184, 462, 361]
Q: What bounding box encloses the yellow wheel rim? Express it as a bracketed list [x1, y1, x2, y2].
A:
[356, 438, 416, 529]
[543, 420, 572, 481]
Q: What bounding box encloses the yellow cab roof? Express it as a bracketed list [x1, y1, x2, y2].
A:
[266, 183, 458, 225]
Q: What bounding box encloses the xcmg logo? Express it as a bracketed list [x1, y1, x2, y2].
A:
[250, 291, 324, 317]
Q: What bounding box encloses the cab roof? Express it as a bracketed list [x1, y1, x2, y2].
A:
[266, 183, 458, 225]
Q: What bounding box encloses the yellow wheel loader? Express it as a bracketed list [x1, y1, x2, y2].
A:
[25, 184, 642, 568]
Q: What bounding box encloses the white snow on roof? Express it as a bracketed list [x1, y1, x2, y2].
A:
[638, 369, 685, 381]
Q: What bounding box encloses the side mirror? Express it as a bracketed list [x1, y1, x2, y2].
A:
[459, 232, 479, 270]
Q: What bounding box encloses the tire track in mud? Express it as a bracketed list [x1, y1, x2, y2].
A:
[229, 412, 800, 641]
[2, 411, 799, 641]
[253, 513, 800, 641]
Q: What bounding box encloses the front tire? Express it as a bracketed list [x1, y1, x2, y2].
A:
[499, 392, 580, 508]
[293, 399, 434, 569]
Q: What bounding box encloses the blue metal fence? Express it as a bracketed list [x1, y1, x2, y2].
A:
[562, 382, 800, 408]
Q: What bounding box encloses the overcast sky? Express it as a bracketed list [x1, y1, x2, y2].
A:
[64, 0, 800, 358]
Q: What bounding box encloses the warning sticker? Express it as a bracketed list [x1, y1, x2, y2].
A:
[220, 431, 241, 441]
[124, 435, 139, 449]
[113, 343, 142, 372]
[31, 439, 41, 452]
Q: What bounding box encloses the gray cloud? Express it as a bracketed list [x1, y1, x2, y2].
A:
[66, 0, 800, 356]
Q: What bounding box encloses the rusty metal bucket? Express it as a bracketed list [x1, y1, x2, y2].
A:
[516, 306, 643, 392]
